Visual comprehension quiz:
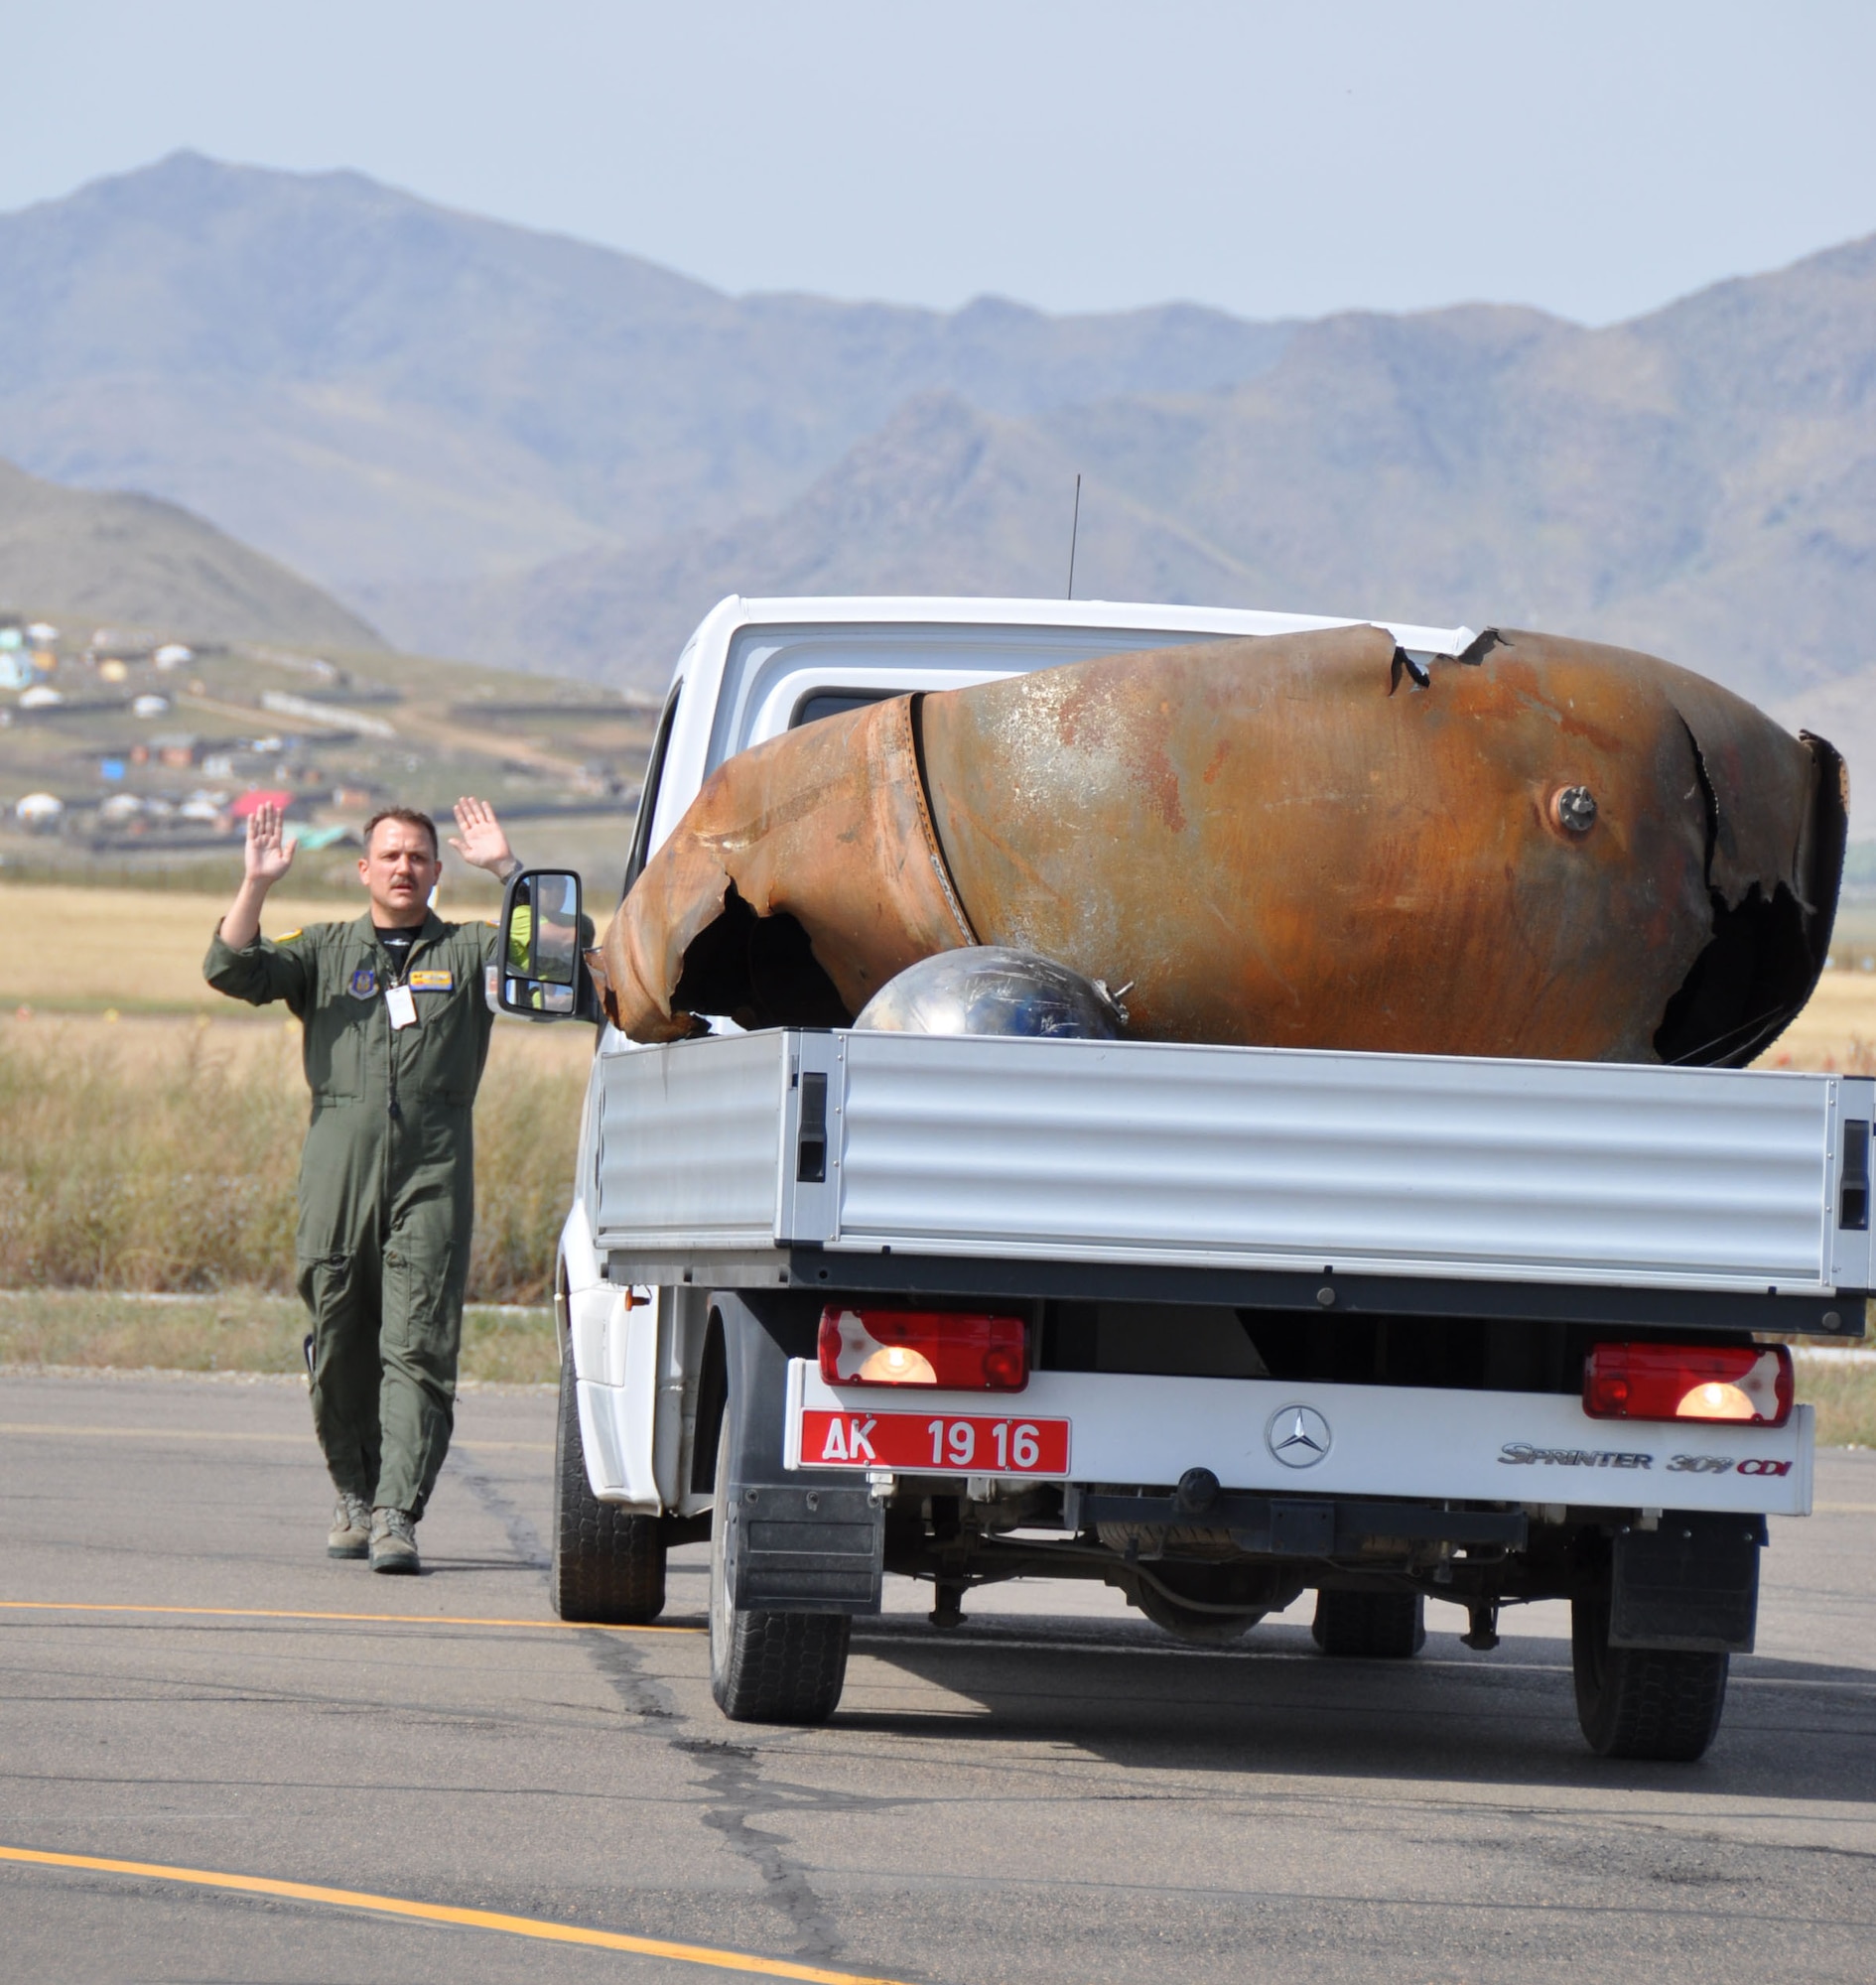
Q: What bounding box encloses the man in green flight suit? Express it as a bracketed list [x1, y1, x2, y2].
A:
[205, 796, 521, 1573]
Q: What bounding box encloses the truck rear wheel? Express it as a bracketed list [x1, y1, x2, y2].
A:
[1312, 1589, 1425, 1658]
[551, 1350, 666, 1624]
[708, 1406, 850, 1723]
[1571, 1592, 1728, 1761]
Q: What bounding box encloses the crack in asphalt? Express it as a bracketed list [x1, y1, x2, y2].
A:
[577, 1633, 857, 1959]
[442, 1440, 908, 1966]
[672, 1737, 899, 1966]
[582, 1625, 681, 1723]
[442, 1450, 550, 1571]
[557, 1556, 899, 1968]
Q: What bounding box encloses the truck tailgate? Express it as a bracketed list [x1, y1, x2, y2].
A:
[592, 1029, 1874, 1301]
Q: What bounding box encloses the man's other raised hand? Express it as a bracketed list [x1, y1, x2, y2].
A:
[449, 797, 519, 879]
[244, 801, 296, 888]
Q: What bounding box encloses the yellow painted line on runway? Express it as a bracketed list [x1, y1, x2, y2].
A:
[0, 1421, 304, 1443]
[0, 1600, 702, 1635]
[0, 1422, 552, 1451]
[0, 1844, 911, 1982]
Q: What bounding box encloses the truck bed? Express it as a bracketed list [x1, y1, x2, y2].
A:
[592, 1029, 1873, 1335]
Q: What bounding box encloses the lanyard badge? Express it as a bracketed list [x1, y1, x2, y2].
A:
[385, 983, 418, 1029]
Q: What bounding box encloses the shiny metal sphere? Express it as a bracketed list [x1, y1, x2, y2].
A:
[854, 947, 1126, 1038]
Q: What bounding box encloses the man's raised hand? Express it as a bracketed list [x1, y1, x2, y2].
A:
[449, 797, 517, 878]
[244, 801, 296, 887]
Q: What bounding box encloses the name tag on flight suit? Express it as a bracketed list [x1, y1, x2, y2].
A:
[409, 970, 454, 991]
[385, 983, 418, 1029]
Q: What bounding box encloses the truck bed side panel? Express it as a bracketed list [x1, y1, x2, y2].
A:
[834, 1033, 1852, 1294]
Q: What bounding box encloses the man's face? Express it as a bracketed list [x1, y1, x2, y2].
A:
[358, 819, 441, 925]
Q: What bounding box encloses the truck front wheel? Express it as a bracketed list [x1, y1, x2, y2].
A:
[1312, 1589, 1425, 1658]
[550, 1351, 666, 1624]
[1571, 1592, 1728, 1761]
[708, 1406, 850, 1723]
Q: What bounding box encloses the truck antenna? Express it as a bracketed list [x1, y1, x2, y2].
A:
[1066, 473, 1082, 600]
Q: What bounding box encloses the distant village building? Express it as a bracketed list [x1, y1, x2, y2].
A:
[229, 788, 296, 823]
[88, 627, 157, 661]
[15, 793, 64, 831]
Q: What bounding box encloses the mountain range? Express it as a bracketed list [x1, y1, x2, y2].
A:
[3, 151, 1874, 791]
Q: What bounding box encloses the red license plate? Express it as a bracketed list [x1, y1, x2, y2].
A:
[800, 1408, 1070, 1475]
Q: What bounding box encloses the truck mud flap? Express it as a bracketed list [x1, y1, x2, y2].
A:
[720, 1289, 884, 1616]
[1610, 1511, 1764, 1653]
[724, 1484, 883, 1613]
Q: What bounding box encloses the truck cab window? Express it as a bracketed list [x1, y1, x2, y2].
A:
[621, 682, 682, 901]
[792, 690, 890, 729]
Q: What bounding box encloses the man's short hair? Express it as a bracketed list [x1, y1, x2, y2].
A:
[362, 806, 439, 858]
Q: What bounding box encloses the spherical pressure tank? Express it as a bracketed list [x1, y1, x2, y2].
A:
[854, 947, 1125, 1038]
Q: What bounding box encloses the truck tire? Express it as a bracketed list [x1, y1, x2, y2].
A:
[708, 1406, 850, 1723]
[1312, 1589, 1425, 1658]
[1570, 1592, 1728, 1761]
[550, 1351, 666, 1625]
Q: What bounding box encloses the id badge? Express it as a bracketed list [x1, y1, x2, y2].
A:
[385, 983, 418, 1030]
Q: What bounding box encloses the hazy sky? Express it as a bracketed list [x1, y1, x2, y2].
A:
[9, 2, 1875, 327]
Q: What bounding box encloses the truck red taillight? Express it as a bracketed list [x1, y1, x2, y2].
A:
[818, 1307, 1028, 1390]
[1582, 1342, 1793, 1426]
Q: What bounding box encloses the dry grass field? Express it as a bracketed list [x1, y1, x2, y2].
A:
[1794, 1354, 1876, 1448]
[0, 880, 496, 1014]
[0, 1008, 591, 1302]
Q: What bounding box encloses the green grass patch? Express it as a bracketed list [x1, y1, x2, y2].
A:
[1796, 1355, 1876, 1449]
[0, 1289, 556, 1385]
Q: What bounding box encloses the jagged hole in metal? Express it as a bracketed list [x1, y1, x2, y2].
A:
[668, 885, 852, 1033]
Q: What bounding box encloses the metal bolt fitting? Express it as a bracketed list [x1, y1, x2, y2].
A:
[1552, 785, 1597, 834]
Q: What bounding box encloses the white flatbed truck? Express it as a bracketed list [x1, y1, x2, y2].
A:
[503, 595, 1869, 1761]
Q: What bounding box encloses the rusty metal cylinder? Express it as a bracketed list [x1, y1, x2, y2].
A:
[601, 624, 1844, 1067]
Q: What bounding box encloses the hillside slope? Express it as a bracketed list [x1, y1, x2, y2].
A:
[0, 455, 382, 649]
[0, 153, 1291, 600]
[407, 393, 1261, 683]
[1041, 243, 1876, 708]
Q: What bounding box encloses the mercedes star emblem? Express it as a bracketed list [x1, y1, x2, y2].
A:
[1267, 1403, 1332, 1468]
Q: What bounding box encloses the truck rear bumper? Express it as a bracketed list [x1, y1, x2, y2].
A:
[783, 1362, 1814, 1518]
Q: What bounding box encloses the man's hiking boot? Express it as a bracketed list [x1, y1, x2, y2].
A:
[369, 1506, 420, 1575]
[327, 1495, 371, 1560]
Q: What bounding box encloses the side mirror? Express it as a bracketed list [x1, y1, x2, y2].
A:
[497, 868, 599, 1021]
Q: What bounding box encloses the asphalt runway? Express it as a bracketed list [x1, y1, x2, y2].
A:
[2, 1371, 1873, 1985]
